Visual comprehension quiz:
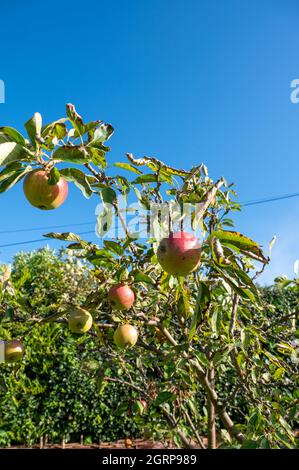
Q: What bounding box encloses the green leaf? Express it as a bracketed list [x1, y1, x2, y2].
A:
[42, 119, 68, 146]
[0, 142, 32, 166]
[237, 351, 246, 368]
[189, 282, 210, 339]
[213, 265, 258, 302]
[101, 187, 116, 204]
[241, 439, 259, 449]
[210, 230, 268, 263]
[0, 166, 32, 193]
[133, 174, 159, 184]
[43, 232, 84, 242]
[96, 207, 113, 237]
[87, 249, 115, 266]
[247, 409, 262, 431]
[210, 309, 221, 335]
[158, 169, 174, 184]
[0, 127, 26, 145]
[89, 147, 107, 168]
[263, 351, 283, 368]
[154, 391, 176, 406]
[25, 112, 42, 147]
[194, 351, 209, 368]
[178, 277, 191, 318]
[0, 132, 14, 144]
[131, 269, 154, 284]
[116, 176, 131, 195]
[47, 167, 60, 185]
[225, 266, 260, 299]
[53, 145, 89, 164]
[0, 162, 24, 182]
[74, 120, 102, 138]
[132, 401, 145, 415]
[212, 350, 226, 366]
[91, 123, 114, 143]
[66, 103, 84, 135]
[273, 367, 285, 380]
[103, 240, 124, 256]
[114, 162, 142, 174]
[60, 168, 93, 198]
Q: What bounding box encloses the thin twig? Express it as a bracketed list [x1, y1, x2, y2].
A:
[184, 410, 206, 449]
[229, 293, 239, 338]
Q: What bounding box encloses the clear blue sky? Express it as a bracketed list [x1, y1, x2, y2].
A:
[1, 0, 299, 283]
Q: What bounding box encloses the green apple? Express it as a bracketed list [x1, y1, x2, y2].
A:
[113, 324, 138, 349]
[5, 340, 25, 363]
[68, 307, 93, 334]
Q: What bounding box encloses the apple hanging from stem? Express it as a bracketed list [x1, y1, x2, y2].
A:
[108, 284, 135, 310]
[113, 324, 138, 349]
[68, 307, 93, 334]
[157, 231, 201, 276]
[23, 169, 68, 210]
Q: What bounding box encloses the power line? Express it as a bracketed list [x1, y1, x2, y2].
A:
[0, 231, 96, 249]
[0, 221, 94, 235]
[0, 191, 298, 249]
[241, 192, 299, 206]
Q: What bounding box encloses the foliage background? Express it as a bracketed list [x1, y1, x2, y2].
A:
[0, 249, 297, 447]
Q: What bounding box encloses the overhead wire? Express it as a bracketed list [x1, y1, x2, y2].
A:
[0, 191, 298, 249]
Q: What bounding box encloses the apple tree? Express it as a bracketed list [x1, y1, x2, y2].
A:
[0, 105, 297, 448]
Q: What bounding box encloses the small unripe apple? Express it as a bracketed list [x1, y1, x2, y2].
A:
[113, 324, 138, 349]
[157, 231, 201, 276]
[23, 169, 68, 210]
[108, 284, 135, 310]
[68, 307, 93, 334]
[140, 399, 148, 411]
[5, 340, 25, 363]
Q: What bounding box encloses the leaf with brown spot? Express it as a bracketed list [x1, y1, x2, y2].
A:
[209, 230, 268, 264]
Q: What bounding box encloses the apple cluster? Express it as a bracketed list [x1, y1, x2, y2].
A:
[6, 164, 202, 356]
[2, 231, 202, 359]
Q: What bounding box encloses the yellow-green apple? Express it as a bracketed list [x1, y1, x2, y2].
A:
[157, 231, 201, 276]
[23, 169, 68, 210]
[140, 399, 148, 411]
[68, 307, 93, 334]
[5, 340, 25, 363]
[113, 324, 138, 349]
[108, 284, 135, 310]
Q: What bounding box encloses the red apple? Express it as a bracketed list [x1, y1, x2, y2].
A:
[108, 284, 135, 310]
[5, 340, 25, 363]
[23, 169, 68, 210]
[113, 324, 138, 349]
[157, 231, 201, 276]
